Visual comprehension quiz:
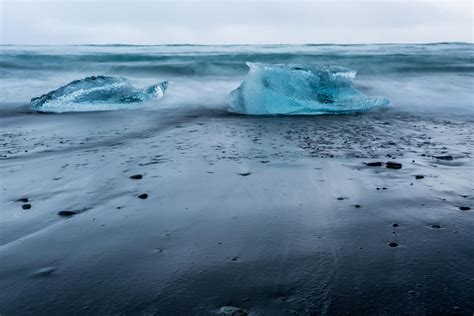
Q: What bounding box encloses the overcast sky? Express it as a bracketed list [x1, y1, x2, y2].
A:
[1, 0, 472, 44]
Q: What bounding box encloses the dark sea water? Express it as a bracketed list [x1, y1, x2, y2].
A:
[0, 43, 473, 116]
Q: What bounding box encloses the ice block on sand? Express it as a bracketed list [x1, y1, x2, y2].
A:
[31, 76, 168, 113]
[229, 63, 389, 115]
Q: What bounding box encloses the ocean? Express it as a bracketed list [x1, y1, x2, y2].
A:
[1, 43, 473, 116]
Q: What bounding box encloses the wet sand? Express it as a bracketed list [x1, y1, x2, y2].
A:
[1, 106, 473, 315]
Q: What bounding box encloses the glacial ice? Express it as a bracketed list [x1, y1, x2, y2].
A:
[31, 76, 168, 113]
[229, 63, 389, 115]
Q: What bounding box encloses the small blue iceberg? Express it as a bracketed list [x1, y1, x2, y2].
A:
[229, 63, 389, 115]
[31, 76, 168, 113]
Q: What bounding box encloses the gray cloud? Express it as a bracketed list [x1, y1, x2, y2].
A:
[1, 0, 472, 44]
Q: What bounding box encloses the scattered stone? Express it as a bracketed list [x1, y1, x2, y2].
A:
[129, 174, 143, 180]
[415, 175, 424, 179]
[366, 162, 382, 167]
[392, 223, 399, 227]
[58, 210, 77, 217]
[459, 206, 471, 211]
[354, 204, 361, 208]
[22, 203, 31, 210]
[337, 197, 345, 200]
[260, 160, 269, 163]
[431, 224, 441, 229]
[386, 161, 402, 169]
[33, 266, 57, 277]
[138, 193, 148, 199]
[16, 197, 29, 203]
[434, 155, 453, 161]
[218, 306, 248, 316]
[231, 256, 239, 261]
[388, 242, 399, 247]
[238, 172, 251, 176]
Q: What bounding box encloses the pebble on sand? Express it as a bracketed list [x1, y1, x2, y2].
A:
[434, 155, 453, 161]
[129, 174, 143, 180]
[366, 162, 383, 167]
[431, 224, 441, 229]
[58, 210, 77, 217]
[238, 172, 251, 176]
[32, 266, 57, 277]
[459, 206, 471, 211]
[218, 306, 248, 316]
[138, 193, 148, 199]
[22, 203, 31, 210]
[388, 242, 399, 247]
[415, 175, 424, 179]
[386, 161, 402, 169]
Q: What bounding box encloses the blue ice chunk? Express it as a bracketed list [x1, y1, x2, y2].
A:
[229, 63, 389, 115]
[31, 76, 168, 113]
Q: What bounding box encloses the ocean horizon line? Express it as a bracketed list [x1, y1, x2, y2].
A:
[1, 42, 473, 47]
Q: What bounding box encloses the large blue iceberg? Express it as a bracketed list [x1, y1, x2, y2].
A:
[31, 76, 168, 113]
[229, 63, 389, 115]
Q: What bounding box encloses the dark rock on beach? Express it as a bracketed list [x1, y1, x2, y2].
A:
[58, 210, 77, 217]
[386, 161, 402, 169]
[366, 162, 383, 167]
[138, 193, 148, 199]
[129, 174, 143, 180]
[21, 203, 31, 210]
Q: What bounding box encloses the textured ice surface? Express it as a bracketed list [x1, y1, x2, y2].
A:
[229, 63, 389, 115]
[31, 76, 168, 113]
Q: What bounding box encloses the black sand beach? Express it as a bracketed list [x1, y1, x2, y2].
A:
[1, 105, 473, 315]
